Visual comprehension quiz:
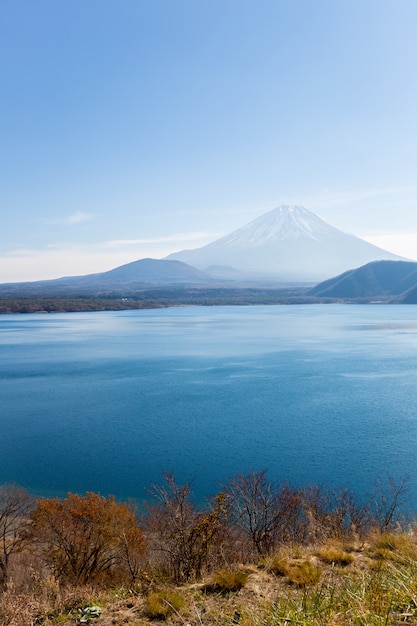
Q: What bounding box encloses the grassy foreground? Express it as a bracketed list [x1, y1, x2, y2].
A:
[0, 474, 414, 625]
[3, 530, 417, 625]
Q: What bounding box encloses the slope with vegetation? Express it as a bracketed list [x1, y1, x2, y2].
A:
[0, 472, 415, 625]
[309, 260, 417, 301]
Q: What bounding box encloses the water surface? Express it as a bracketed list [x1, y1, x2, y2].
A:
[1, 305, 417, 504]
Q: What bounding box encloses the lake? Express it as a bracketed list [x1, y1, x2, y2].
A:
[1, 304, 417, 506]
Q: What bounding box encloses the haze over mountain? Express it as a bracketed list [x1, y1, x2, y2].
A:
[309, 260, 417, 301]
[166, 205, 405, 282]
[0, 207, 409, 299]
[0, 258, 215, 296]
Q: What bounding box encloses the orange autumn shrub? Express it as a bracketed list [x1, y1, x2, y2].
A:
[27, 492, 145, 585]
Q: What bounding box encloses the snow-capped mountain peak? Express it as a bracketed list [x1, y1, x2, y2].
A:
[165, 205, 405, 282]
[218, 205, 334, 246]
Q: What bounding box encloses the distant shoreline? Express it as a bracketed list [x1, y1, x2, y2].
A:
[0, 290, 392, 314]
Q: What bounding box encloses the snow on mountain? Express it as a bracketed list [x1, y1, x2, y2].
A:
[166, 205, 406, 283]
[210, 205, 339, 245]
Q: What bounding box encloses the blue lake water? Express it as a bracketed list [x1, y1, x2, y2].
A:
[1, 304, 417, 506]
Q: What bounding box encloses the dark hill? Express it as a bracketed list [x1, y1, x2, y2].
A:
[401, 284, 417, 304]
[91, 258, 212, 285]
[309, 260, 417, 300]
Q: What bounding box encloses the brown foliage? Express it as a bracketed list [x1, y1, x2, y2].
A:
[27, 492, 145, 585]
[0, 484, 33, 588]
[144, 473, 228, 582]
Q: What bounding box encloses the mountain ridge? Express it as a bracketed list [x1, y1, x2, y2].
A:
[166, 205, 405, 281]
[309, 260, 417, 300]
[0, 258, 218, 296]
[0, 206, 410, 296]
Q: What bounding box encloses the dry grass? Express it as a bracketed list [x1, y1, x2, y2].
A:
[144, 589, 186, 620]
[4, 531, 417, 625]
[262, 553, 288, 576]
[315, 545, 355, 566]
[0, 580, 98, 626]
[211, 567, 250, 593]
[369, 530, 417, 563]
[284, 559, 322, 586]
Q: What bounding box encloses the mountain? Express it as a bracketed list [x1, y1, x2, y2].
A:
[0, 258, 215, 296]
[166, 205, 405, 282]
[88, 258, 212, 285]
[0, 207, 410, 298]
[309, 260, 417, 300]
[401, 284, 417, 304]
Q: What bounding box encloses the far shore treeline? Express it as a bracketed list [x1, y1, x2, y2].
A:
[0, 290, 382, 314]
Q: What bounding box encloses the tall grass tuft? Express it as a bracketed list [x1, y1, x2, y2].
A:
[369, 531, 417, 563]
[315, 546, 355, 566]
[144, 589, 186, 620]
[212, 567, 249, 592]
[284, 560, 322, 586]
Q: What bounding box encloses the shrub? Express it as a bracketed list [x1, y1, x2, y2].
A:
[0, 484, 33, 587]
[144, 473, 228, 582]
[224, 471, 303, 557]
[27, 492, 146, 585]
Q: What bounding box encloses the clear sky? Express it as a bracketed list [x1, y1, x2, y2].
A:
[2, 0, 417, 281]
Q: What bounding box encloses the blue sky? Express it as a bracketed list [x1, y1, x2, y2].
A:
[2, 0, 417, 281]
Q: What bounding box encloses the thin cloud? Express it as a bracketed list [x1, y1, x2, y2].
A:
[66, 211, 95, 224]
[40, 212, 97, 226]
[104, 231, 220, 248]
[0, 231, 219, 282]
[5, 231, 218, 256]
